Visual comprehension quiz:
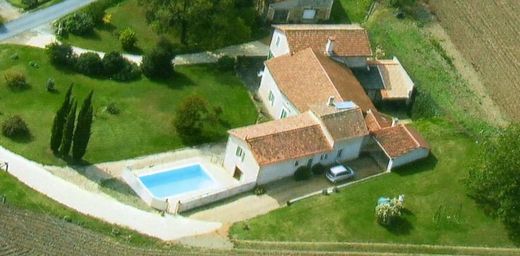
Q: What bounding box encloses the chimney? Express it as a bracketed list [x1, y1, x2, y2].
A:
[327, 96, 335, 106]
[325, 36, 335, 56]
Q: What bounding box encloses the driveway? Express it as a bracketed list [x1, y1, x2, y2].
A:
[0, 0, 94, 41]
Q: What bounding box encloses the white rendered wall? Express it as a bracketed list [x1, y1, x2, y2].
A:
[258, 66, 299, 119]
[269, 29, 290, 57]
[388, 148, 429, 171]
[223, 136, 261, 182]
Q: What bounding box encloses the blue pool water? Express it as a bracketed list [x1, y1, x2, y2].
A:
[139, 164, 217, 199]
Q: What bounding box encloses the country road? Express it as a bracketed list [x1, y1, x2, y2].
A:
[0, 0, 93, 41]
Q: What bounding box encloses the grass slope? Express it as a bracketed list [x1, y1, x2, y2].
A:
[366, 8, 493, 135]
[7, 0, 63, 10]
[331, 0, 374, 23]
[0, 45, 257, 165]
[230, 119, 513, 247]
[62, 0, 181, 54]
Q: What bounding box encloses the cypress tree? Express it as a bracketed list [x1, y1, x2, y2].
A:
[59, 99, 77, 157]
[50, 84, 73, 153]
[72, 91, 94, 161]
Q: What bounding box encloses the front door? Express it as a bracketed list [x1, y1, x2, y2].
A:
[307, 158, 313, 168]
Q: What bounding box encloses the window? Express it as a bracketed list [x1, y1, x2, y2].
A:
[294, 161, 299, 166]
[280, 108, 288, 119]
[235, 146, 243, 157]
[303, 9, 317, 20]
[320, 154, 328, 160]
[275, 36, 281, 47]
[337, 149, 343, 158]
[268, 91, 275, 106]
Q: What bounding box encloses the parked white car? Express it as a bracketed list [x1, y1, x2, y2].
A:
[326, 164, 355, 183]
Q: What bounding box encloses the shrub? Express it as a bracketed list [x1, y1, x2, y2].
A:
[75, 52, 103, 76]
[311, 163, 326, 175]
[119, 28, 137, 51]
[4, 71, 28, 90]
[2, 116, 30, 138]
[102, 51, 141, 81]
[141, 41, 174, 79]
[105, 103, 120, 115]
[375, 198, 403, 226]
[46, 43, 75, 66]
[216, 56, 236, 71]
[294, 166, 312, 181]
[46, 78, 56, 92]
[111, 62, 141, 81]
[174, 95, 210, 142]
[102, 51, 125, 75]
[254, 185, 266, 195]
[22, 0, 38, 9]
[57, 12, 95, 35]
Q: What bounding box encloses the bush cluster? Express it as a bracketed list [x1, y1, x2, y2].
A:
[294, 166, 312, 181]
[141, 40, 175, 79]
[375, 198, 403, 226]
[55, 0, 123, 36]
[46, 43, 140, 81]
[4, 70, 29, 91]
[119, 28, 137, 51]
[2, 116, 30, 139]
[56, 12, 95, 36]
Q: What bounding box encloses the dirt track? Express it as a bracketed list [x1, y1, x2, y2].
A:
[430, 0, 520, 121]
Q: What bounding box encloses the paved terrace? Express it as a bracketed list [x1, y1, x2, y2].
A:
[0, 146, 221, 241]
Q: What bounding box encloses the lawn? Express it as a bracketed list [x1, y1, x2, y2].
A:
[0, 170, 164, 247]
[62, 0, 181, 54]
[230, 119, 514, 247]
[331, 0, 374, 23]
[0, 44, 257, 165]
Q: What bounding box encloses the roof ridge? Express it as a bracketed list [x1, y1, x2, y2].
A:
[402, 124, 422, 148]
[245, 123, 322, 142]
[310, 50, 344, 101]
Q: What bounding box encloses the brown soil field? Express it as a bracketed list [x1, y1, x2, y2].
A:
[429, 0, 520, 121]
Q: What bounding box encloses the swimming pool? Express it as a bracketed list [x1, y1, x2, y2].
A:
[138, 164, 217, 199]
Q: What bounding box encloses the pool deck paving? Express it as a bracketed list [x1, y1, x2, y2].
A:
[0, 145, 222, 241]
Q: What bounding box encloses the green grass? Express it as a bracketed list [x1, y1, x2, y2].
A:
[230, 119, 513, 247]
[0, 171, 165, 247]
[62, 0, 180, 54]
[366, 8, 494, 136]
[0, 44, 257, 165]
[7, 0, 63, 10]
[331, 0, 374, 23]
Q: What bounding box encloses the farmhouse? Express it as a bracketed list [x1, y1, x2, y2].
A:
[266, 0, 334, 23]
[222, 26, 429, 183]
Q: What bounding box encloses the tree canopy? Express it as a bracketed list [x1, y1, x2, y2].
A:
[138, 0, 258, 49]
[466, 124, 520, 238]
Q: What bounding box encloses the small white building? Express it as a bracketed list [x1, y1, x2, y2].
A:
[269, 24, 373, 68]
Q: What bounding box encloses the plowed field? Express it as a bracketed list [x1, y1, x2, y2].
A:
[430, 0, 520, 120]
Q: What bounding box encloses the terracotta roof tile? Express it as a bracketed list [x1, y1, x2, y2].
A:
[274, 24, 372, 57]
[312, 106, 369, 141]
[229, 112, 332, 166]
[265, 48, 376, 113]
[373, 124, 430, 158]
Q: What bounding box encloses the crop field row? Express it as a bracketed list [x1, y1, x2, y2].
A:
[430, 0, 520, 120]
